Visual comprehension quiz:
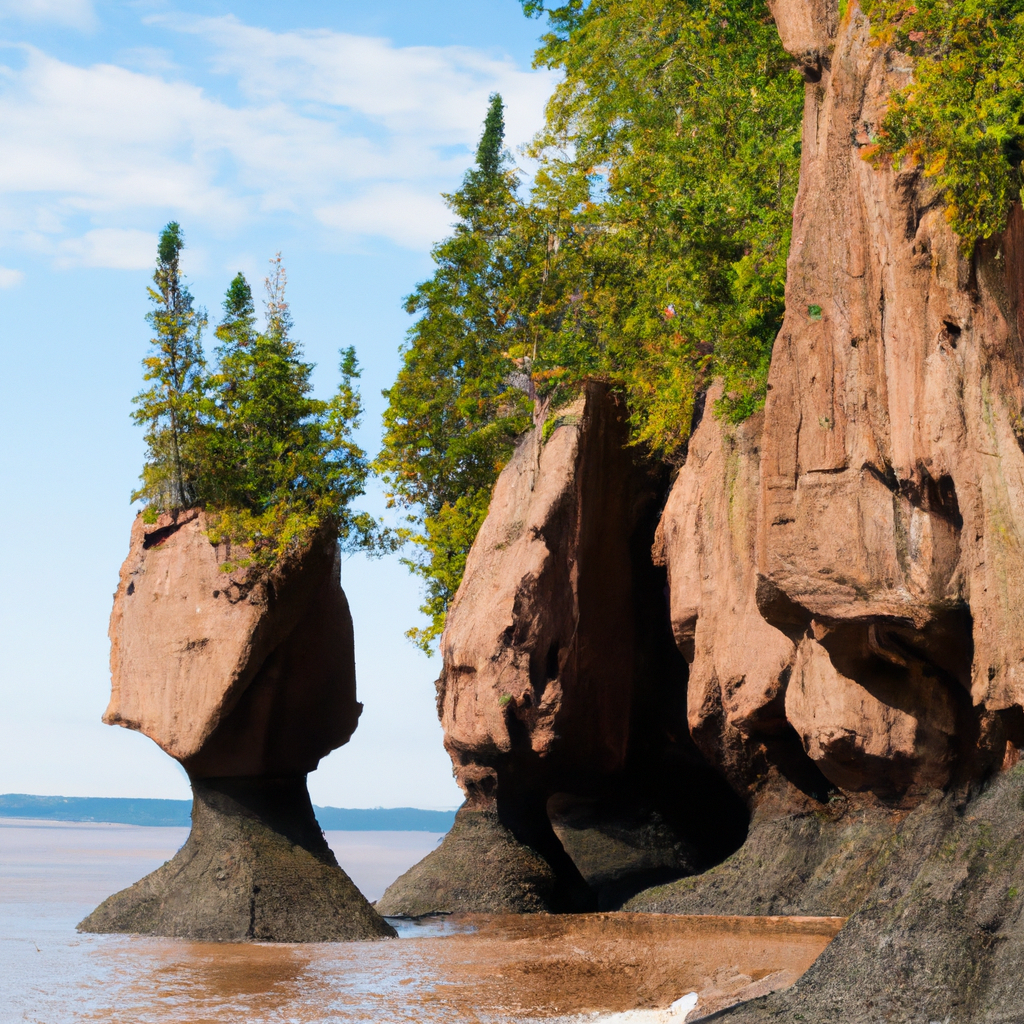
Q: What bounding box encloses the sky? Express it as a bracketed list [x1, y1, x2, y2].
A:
[0, 0, 558, 809]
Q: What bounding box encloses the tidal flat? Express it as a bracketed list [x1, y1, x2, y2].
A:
[1, 819, 841, 1023]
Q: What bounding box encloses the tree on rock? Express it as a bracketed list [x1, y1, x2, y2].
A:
[132, 222, 208, 509]
[132, 231, 376, 569]
[375, 93, 533, 649]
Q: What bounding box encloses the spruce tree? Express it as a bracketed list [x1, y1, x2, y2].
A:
[132, 222, 207, 509]
[132, 236, 377, 569]
[201, 256, 373, 567]
[376, 93, 531, 648]
[475, 93, 505, 179]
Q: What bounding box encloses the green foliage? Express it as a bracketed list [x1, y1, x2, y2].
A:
[133, 231, 376, 570]
[132, 222, 208, 509]
[381, 2, 803, 647]
[375, 97, 535, 649]
[476, 93, 506, 178]
[863, 0, 1024, 246]
[525, 0, 803, 444]
[402, 488, 494, 651]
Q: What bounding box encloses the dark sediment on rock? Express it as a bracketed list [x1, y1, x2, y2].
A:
[78, 776, 395, 942]
[624, 796, 906, 919]
[717, 767, 1024, 1023]
[376, 805, 590, 916]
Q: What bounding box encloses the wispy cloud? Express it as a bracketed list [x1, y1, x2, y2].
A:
[0, 18, 557, 264]
[0, 0, 96, 32]
[162, 14, 552, 147]
[0, 265, 24, 287]
[55, 228, 157, 269]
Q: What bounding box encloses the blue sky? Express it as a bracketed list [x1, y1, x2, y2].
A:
[0, 0, 556, 808]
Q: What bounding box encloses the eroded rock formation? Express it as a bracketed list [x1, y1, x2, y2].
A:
[377, 383, 746, 916]
[630, 0, 1024, 1019]
[79, 510, 394, 941]
[392, 0, 1024, 1015]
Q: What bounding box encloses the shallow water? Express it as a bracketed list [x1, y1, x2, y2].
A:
[0, 819, 842, 1023]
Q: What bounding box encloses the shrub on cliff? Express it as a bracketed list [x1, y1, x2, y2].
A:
[863, 0, 1024, 247]
[133, 224, 376, 569]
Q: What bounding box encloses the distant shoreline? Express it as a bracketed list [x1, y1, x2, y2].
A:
[0, 794, 457, 832]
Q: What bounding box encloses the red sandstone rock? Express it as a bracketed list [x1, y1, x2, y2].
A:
[439, 383, 640, 799]
[382, 382, 744, 914]
[104, 509, 360, 775]
[786, 632, 959, 794]
[760, 0, 1024, 724]
[657, 385, 802, 802]
[652, 0, 1023, 804]
[90, 510, 390, 941]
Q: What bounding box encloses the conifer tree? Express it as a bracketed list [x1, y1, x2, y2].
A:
[378, 3, 805, 646]
[132, 222, 207, 509]
[375, 93, 532, 649]
[201, 256, 374, 567]
[475, 92, 506, 179]
[133, 236, 377, 569]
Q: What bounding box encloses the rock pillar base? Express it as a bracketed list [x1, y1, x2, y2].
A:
[77, 776, 396, 942]
[375, 803, 595, 916]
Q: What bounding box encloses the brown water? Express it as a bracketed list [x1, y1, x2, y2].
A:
[0, 819, 843, 1023]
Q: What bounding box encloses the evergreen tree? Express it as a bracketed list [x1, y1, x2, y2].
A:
[132, 222, 207, 509]
[378, 2, 805, 647]
[475, 93, 506, 178]
[133, 238, 376, 569]
[375, 93, 534, 649]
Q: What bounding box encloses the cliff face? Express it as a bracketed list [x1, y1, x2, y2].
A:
[654, 0, 1024, 812]
[82, 511, 393, 942]
[396, 0, 1024, 1013]
[757, 0, 1024, 785]
[633, 1, 1024, 1018]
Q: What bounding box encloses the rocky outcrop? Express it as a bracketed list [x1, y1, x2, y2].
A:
[387, 11, 1024, 1014]
[377, 383, 746, 916]
[755, 0, 1024, 785]
[657, 386, 832, 810]
[628, 0, 1024, 1018]
[80, 511, 394, 941]
[103, 509, 362, 776]
[648, 0, 1024, 803]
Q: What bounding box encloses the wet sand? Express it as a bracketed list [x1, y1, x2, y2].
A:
[0, 819, 843, 1023]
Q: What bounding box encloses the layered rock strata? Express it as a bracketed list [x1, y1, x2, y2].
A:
[79, 510, 394, 941]
[377, 383, 746, 916]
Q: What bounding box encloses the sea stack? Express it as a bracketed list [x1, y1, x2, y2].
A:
[78, 509, 395, 941]
[377, 383, 746, 916]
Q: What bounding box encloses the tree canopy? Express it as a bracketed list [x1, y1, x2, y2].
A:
[133, 225, 375, 569]
[377, 2, 805, 648]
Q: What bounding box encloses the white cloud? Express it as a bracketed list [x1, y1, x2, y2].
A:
[0, 265, 23, 287]
[55, 228, 157, 269]
[317, 185, 453, 251]
[162, 15, 555, 148]
[0, 22, 557, 259]
[0, 0, 96, 31]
